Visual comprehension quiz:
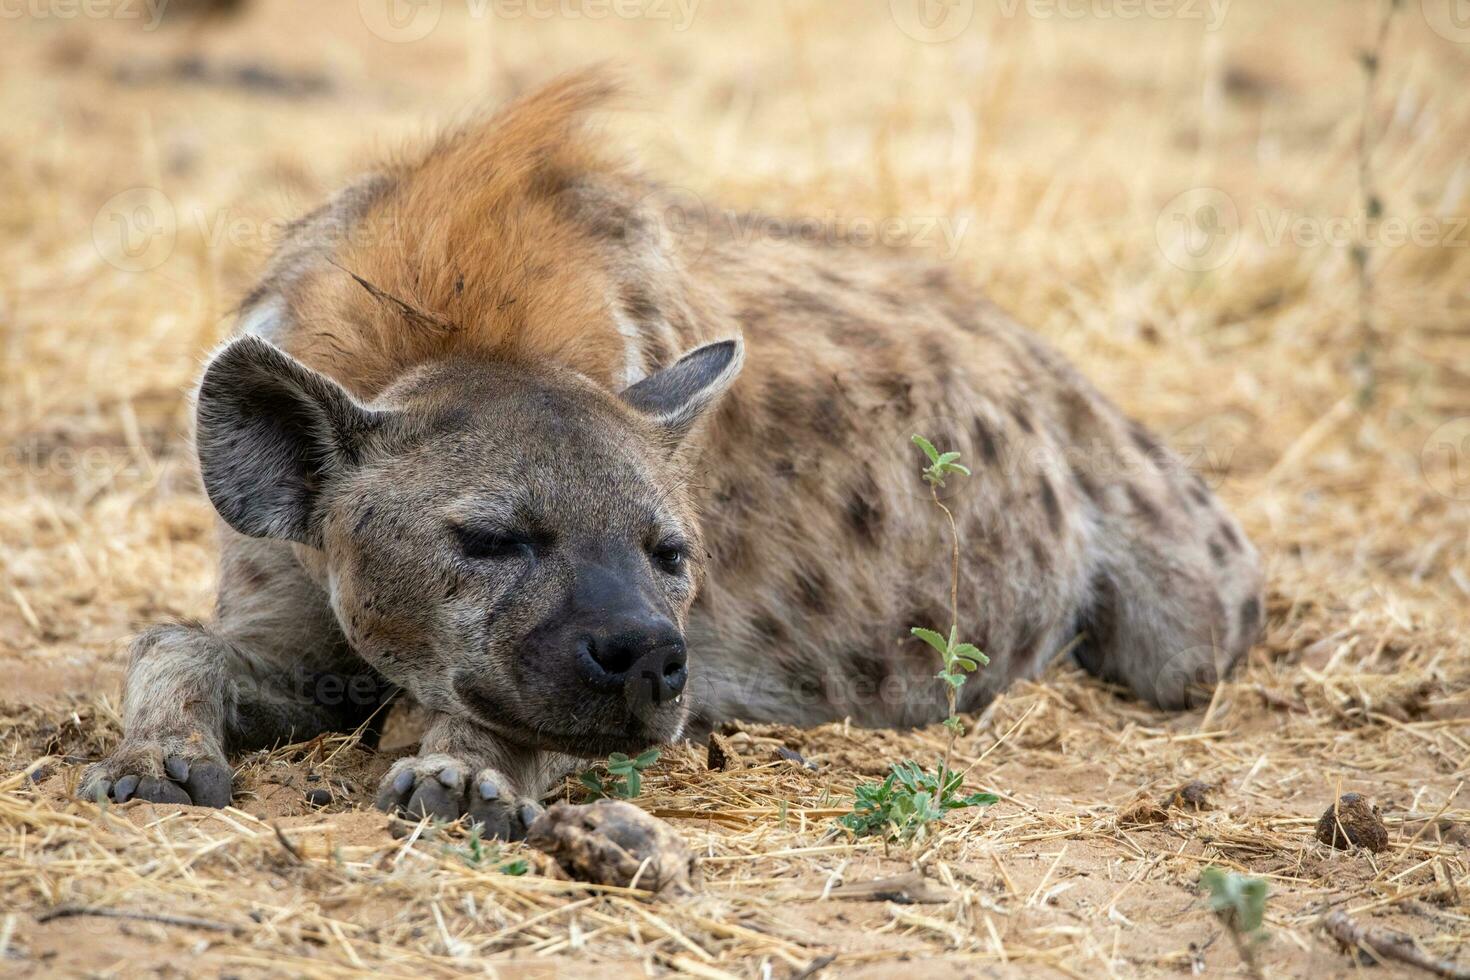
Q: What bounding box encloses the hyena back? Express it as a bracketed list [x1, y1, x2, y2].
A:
[81, 74, 1263, 836]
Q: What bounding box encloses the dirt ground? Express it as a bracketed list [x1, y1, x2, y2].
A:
[3, 0, 1469, 976]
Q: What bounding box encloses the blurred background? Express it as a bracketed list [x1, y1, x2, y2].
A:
[3, 4, 1470, 974]
[2, 0, 1467, 699]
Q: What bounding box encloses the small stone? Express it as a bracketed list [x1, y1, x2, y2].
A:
[304, 787, 333, 807]
[1161, 780, 1213, 812]
[1316, 793, 1389, 852]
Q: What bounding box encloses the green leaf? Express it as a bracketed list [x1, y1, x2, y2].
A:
[622, 769, 641, 798]
[608, 752, 630, 766]
[499, 859, 529, 876]
[579, 771, 606, 799]
[911, 434, 941, 464]
[946, 463, 972, 477]
[633, 748, 661, 769]
[911, 627, 948, 656]
[936, 451, 961, 466]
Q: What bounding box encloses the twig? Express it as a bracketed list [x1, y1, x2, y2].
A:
[35, 906, 243, 935]
[1323, 910, 1470, 979]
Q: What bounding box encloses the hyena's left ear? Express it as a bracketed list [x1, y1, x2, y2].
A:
[620, 338, 745, 444]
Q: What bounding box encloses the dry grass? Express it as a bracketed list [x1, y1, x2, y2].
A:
[3, 0, 1470, 976]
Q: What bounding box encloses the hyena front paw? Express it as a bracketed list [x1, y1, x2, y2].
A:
[374, 754, 545, 841]
[79, 739, 233, 808]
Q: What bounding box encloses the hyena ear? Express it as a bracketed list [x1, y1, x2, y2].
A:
[620, 338, 745, 444]
[195, 335, 383, 548]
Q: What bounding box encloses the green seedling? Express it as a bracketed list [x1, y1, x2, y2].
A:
[579, 748, 660, 799]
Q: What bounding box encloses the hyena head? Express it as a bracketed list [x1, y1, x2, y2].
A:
[193, 334, 743, 755]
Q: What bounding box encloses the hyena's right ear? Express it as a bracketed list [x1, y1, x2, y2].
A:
[195, 335, 384, 548]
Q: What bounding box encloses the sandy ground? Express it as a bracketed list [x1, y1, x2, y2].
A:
[2, 0, 1469, 976]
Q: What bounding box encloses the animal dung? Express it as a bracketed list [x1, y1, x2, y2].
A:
[526, 799, 698, 897]
[1315, 793, 1389, 852]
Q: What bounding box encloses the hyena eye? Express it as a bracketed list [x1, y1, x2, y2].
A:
[652, 540, 688, 575]
[455, 527, 533, 562]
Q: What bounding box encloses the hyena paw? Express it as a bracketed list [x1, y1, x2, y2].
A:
[79, 739, 233, 808]
[374, 754, 544, 841]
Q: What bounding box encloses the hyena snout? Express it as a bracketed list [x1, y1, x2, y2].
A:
[576, 617, 688, 704]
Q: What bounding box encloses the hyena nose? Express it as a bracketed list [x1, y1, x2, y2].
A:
[576, 620, 688, 703]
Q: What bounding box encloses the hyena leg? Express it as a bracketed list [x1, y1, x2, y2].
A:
[374, 712, 574, 841]
[78, 622, 388, 807]
[1076, 472, 1265, 709]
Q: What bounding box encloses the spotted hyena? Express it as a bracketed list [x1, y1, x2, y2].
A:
[81, 73, 1263, 837]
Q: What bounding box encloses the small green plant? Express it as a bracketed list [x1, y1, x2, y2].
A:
[910, 434, 990, 772]
[836, 436, 997, 842]
[445, 824, 528, 875]
[579, 748, 660, 799]
[838, 761, 998, 841]
[1200, 867, 1268, 976]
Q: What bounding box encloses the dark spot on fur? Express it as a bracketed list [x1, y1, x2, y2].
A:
[774, 457, 797, 480]
[1009, 402, 1035, 434]
[1072, 463, 1102, 505]
[846, 477, 883, 546]
[353, 505, 377, 535]
[622, 285, 661, 325]
[1239, 595, 1262, 639]
[875, 373, 915, 414]
[1129, 421, 1163, 464]
[1219, 520, 1242, 551]
[1189, 481, 1211, 506]
[783, 287, 837, 316]
[1038, 477, 1062, 532]
[1029, 538, 1053, 573]
[1208, 537, 1226, 566]
[972, 415, 1000, 465]
[793, 567, 831, 614]
[753, 615, 787, 643]
[816, 268, 849, 288]
[1126, 484, 1164, 528]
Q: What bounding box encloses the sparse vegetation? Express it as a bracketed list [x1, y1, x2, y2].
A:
[579, 748, 660, 800]
[838, 436, 997, 841]
[1201, 867, 1269, 977]
[445, 824, 529, 876]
